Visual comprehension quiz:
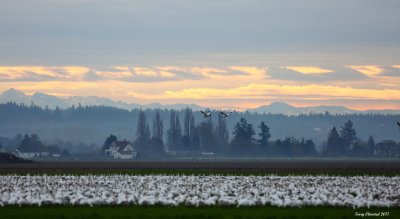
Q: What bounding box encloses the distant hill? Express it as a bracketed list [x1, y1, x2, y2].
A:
[1, 88, 399, 114]
[0, 88, 31, 105]
[0, 88, 203, 111]
[248, 101, 400, 115]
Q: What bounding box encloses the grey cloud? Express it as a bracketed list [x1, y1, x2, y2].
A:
[0, 0, 399, 66]
[268, 66, 368, 82]
[381, 67, 400, 77]
[83, 70, 101, 81]
[0, 70, 71, 82]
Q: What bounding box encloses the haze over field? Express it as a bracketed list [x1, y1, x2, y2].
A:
[0, 0, 399, 111]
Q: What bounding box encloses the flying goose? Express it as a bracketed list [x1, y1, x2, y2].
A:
[200, 109, 211, 118]
[220, 111, 233, 118]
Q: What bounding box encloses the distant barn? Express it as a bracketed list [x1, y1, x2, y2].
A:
[104, 140, 137, 159]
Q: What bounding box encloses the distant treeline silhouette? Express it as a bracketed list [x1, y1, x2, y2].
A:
[121, 109, 398, 157]
[0, 102, 399, 157]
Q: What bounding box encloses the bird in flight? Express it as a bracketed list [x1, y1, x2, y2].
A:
[220, 111, 233, 118]
[200, 109, 211, 118]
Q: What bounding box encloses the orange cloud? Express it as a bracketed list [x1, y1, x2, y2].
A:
[126, 83, 400, 100]
[156, 66, 268, 80]
[133, 67, 158, 77]
[159, 71, 175, 78]
[190, 67, 227, 77]
[284, 66, 333, 74]
[155, 66, 227, 78]
[61, 66, 90, 77]
[229, 66, 267, 78]
[113, 66, 130, 71]
[0, 66, 89, 80]
[2, 65, 400, 111]
[346, 65, 384, 77]
[96, 71, 134, 79]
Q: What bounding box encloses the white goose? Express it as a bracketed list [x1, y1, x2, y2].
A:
[200, 109, 211, 118]
[220, 111, 233, 118]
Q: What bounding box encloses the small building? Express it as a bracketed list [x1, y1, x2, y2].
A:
[40, 152, 50, 157]
[13, 149, 40, 159]
[105, 141, 137, 159]
[52, 153, 61, 158]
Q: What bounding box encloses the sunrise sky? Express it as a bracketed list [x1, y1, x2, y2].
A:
[1, 0, 399, 110]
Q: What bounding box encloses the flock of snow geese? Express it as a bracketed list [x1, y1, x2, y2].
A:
[1, 175, 398, 207]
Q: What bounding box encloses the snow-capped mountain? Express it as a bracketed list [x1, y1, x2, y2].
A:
[31, 92, 68, 109]
[0, 88, 399, 114]
[249, 101, 398, 115]
[0, 88, 202, 110]
[0, 88, 31, 105]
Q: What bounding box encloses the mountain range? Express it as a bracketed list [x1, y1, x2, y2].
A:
[0, 88, 399, 115]
[0, 88, 203, 111]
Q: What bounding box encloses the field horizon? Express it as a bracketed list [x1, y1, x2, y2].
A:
[1, 159, 399, 176]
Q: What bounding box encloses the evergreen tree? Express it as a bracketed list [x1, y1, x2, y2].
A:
[197, 117, 216, 152]
[326, 126, 343, 156]
[350, 139, 366, 157]
[149, 110, 165, 157]
[18, 134, 42, 152]
[303, 139, 317, 156]
[189, 114, 197, 150]
[230, 118, 256, 154]
[375, 140, 399, 157]
[258, 121, 271, 147]
[340, 120, 357, 153]
[367, 135, 375, 157]
[21, 136, 31, 148]
[13, 134, 23, 147]
[53, 106, 63, 121]
[103, 134, 117, 151]
[182, 108, 196, 149]
[167, 110, 182, 151]
[281, 137, 294, 156]
[148, 136, 165, 157]
[152, 110, 163, 140]
[135, 109, 150, 155]
[215, 112, 229, 152]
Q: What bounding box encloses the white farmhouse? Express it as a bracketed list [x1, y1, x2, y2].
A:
[13, 149, 40, 159]
[105, 141, 137, 159]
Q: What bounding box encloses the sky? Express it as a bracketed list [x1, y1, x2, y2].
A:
[0, 0, 399, 110]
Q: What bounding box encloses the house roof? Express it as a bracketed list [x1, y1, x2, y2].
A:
[15, 149, 39, 153]
[113, 140, 131, 148]
[111, 140, 135, 153]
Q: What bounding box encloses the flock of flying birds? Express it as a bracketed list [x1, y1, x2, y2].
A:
[200, 108, 233, 118]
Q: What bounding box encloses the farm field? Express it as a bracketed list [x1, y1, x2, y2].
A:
[0, 206, 399, 219]
[1, 160, 399, 219]
[1, 159, 400, 175]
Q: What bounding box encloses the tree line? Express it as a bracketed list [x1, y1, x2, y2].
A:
[324, 120, 399, 157]
[1, 102, 400, 147]
[1, 102, 399, 158]
[102, 108, 400, 158]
